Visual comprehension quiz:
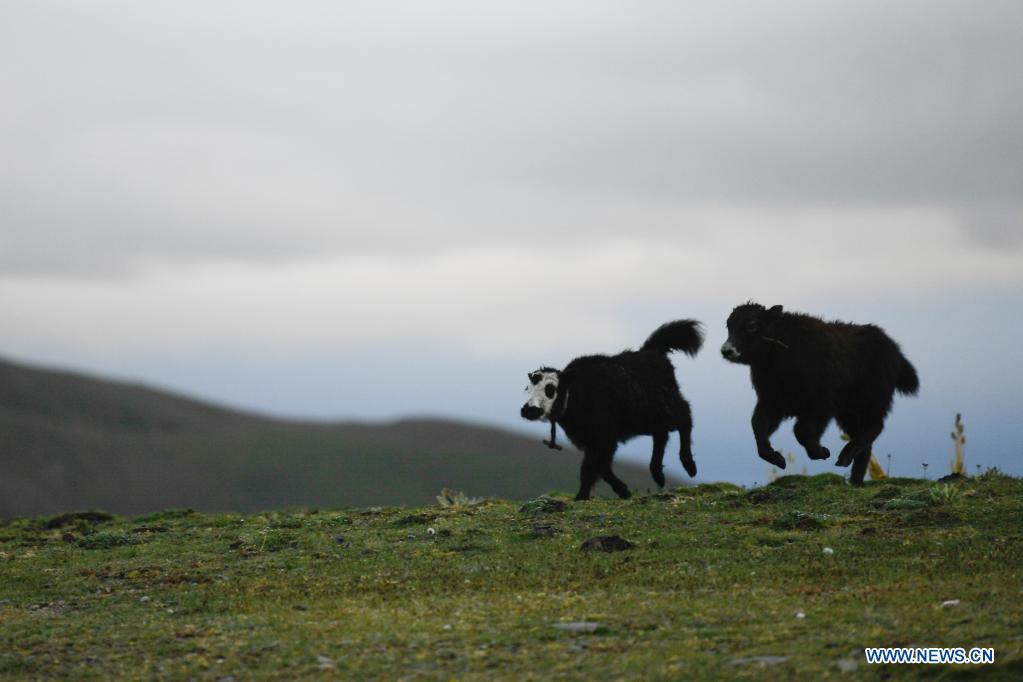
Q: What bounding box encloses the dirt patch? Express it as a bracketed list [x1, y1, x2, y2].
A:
[580, 536, 635, 553]
[43, 511, 115, 530]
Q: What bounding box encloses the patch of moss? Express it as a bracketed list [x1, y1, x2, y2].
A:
[884, 498, 931, 511]
[901, 509, 961, 527]
[393, 514, 436, 527]
[42, 511, 115, 530]
[234, 529, 298, 553]
[872, 484, 901, 500]
[519, 497, 567, 515]
[770, 473, 846, 489]
[76, 532, 140, 550]
[746, 487, 796, 504]
[773, 510, 829, 531]
[133, 508, 196, 524]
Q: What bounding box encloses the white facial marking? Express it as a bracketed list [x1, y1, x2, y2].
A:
[721, 340, 740, 358]
[524, 370, 559, 421]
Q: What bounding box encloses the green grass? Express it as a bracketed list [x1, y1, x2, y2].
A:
[1, 473, 1021, 680]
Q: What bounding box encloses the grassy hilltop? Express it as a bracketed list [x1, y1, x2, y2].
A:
[1, 473, 1021, 680]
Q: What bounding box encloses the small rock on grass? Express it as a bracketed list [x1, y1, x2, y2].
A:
[580, 536, 635, 553]
[727, 656, 788, 668]
[836, 659, 858, 673]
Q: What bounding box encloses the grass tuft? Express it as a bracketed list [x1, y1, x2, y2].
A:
[772, 510, 829, 531]
[76, 531, 140, 550]
[519, 496, 568, 516]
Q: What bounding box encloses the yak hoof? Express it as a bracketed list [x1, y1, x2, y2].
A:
[809, 446, 831, 461]
[650, 469, 666, 489]
[836, 445, 857, 467]
[574, 492, 592, 502]
[681, 457, 698, 478]
[759, 449, 786, 468]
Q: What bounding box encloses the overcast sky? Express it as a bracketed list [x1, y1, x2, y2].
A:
[2, 1, 1021, 484]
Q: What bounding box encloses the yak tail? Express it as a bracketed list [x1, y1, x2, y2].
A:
[641, 319, 704, 357]
[895, 355, 920, 396]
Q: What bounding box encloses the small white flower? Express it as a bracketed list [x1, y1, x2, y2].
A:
[823, 547, 835, 556]
[941, 599, 960, 608]
[427, 527, 437, 536]
[796, 610, 806, 619]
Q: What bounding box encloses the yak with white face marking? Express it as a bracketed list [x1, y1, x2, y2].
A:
[522, 368, 561, 423]
[520, 320, 704, 501]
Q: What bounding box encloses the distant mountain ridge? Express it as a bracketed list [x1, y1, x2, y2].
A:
[0, 357, 675, 518]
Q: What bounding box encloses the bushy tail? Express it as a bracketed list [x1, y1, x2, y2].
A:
[896, 355, 919, 396]
[641, 320, 704, 357]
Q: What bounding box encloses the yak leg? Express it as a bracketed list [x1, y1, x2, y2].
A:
[601, 462, 631, 499]
[752, 402, 787, 468]
[675, 402, 697, 478]
[794, 413, 832, 460]
[850, 449, 875, 487]
[838, 417, 884, 486]
[649, 432, 669, 488]
[836, 418, 883, 467]
[576, 444, 614, 501]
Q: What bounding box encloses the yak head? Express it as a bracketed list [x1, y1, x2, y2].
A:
[721, 302, 784, 364]
[520, 368, 560, 422]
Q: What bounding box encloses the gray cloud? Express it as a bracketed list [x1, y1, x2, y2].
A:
[960, 206, 1023, 249]
[1, 0, 1022, 275]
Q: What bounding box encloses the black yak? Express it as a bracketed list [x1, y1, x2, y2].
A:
[721, 303, 919, 485]
[521, 320, 704, 501]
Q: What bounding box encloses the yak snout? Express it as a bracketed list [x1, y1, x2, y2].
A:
[520, 404, 545, 421]
[721, 340, 741, 362]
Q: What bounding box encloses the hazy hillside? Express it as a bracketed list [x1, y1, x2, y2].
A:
[0, 358, 675, 517]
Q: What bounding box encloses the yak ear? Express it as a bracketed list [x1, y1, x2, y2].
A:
[766, 305, 784, 318]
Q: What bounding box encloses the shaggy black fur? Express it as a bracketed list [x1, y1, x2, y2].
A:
[526, 320, 704, 501]
[721, 303, 919, 486]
